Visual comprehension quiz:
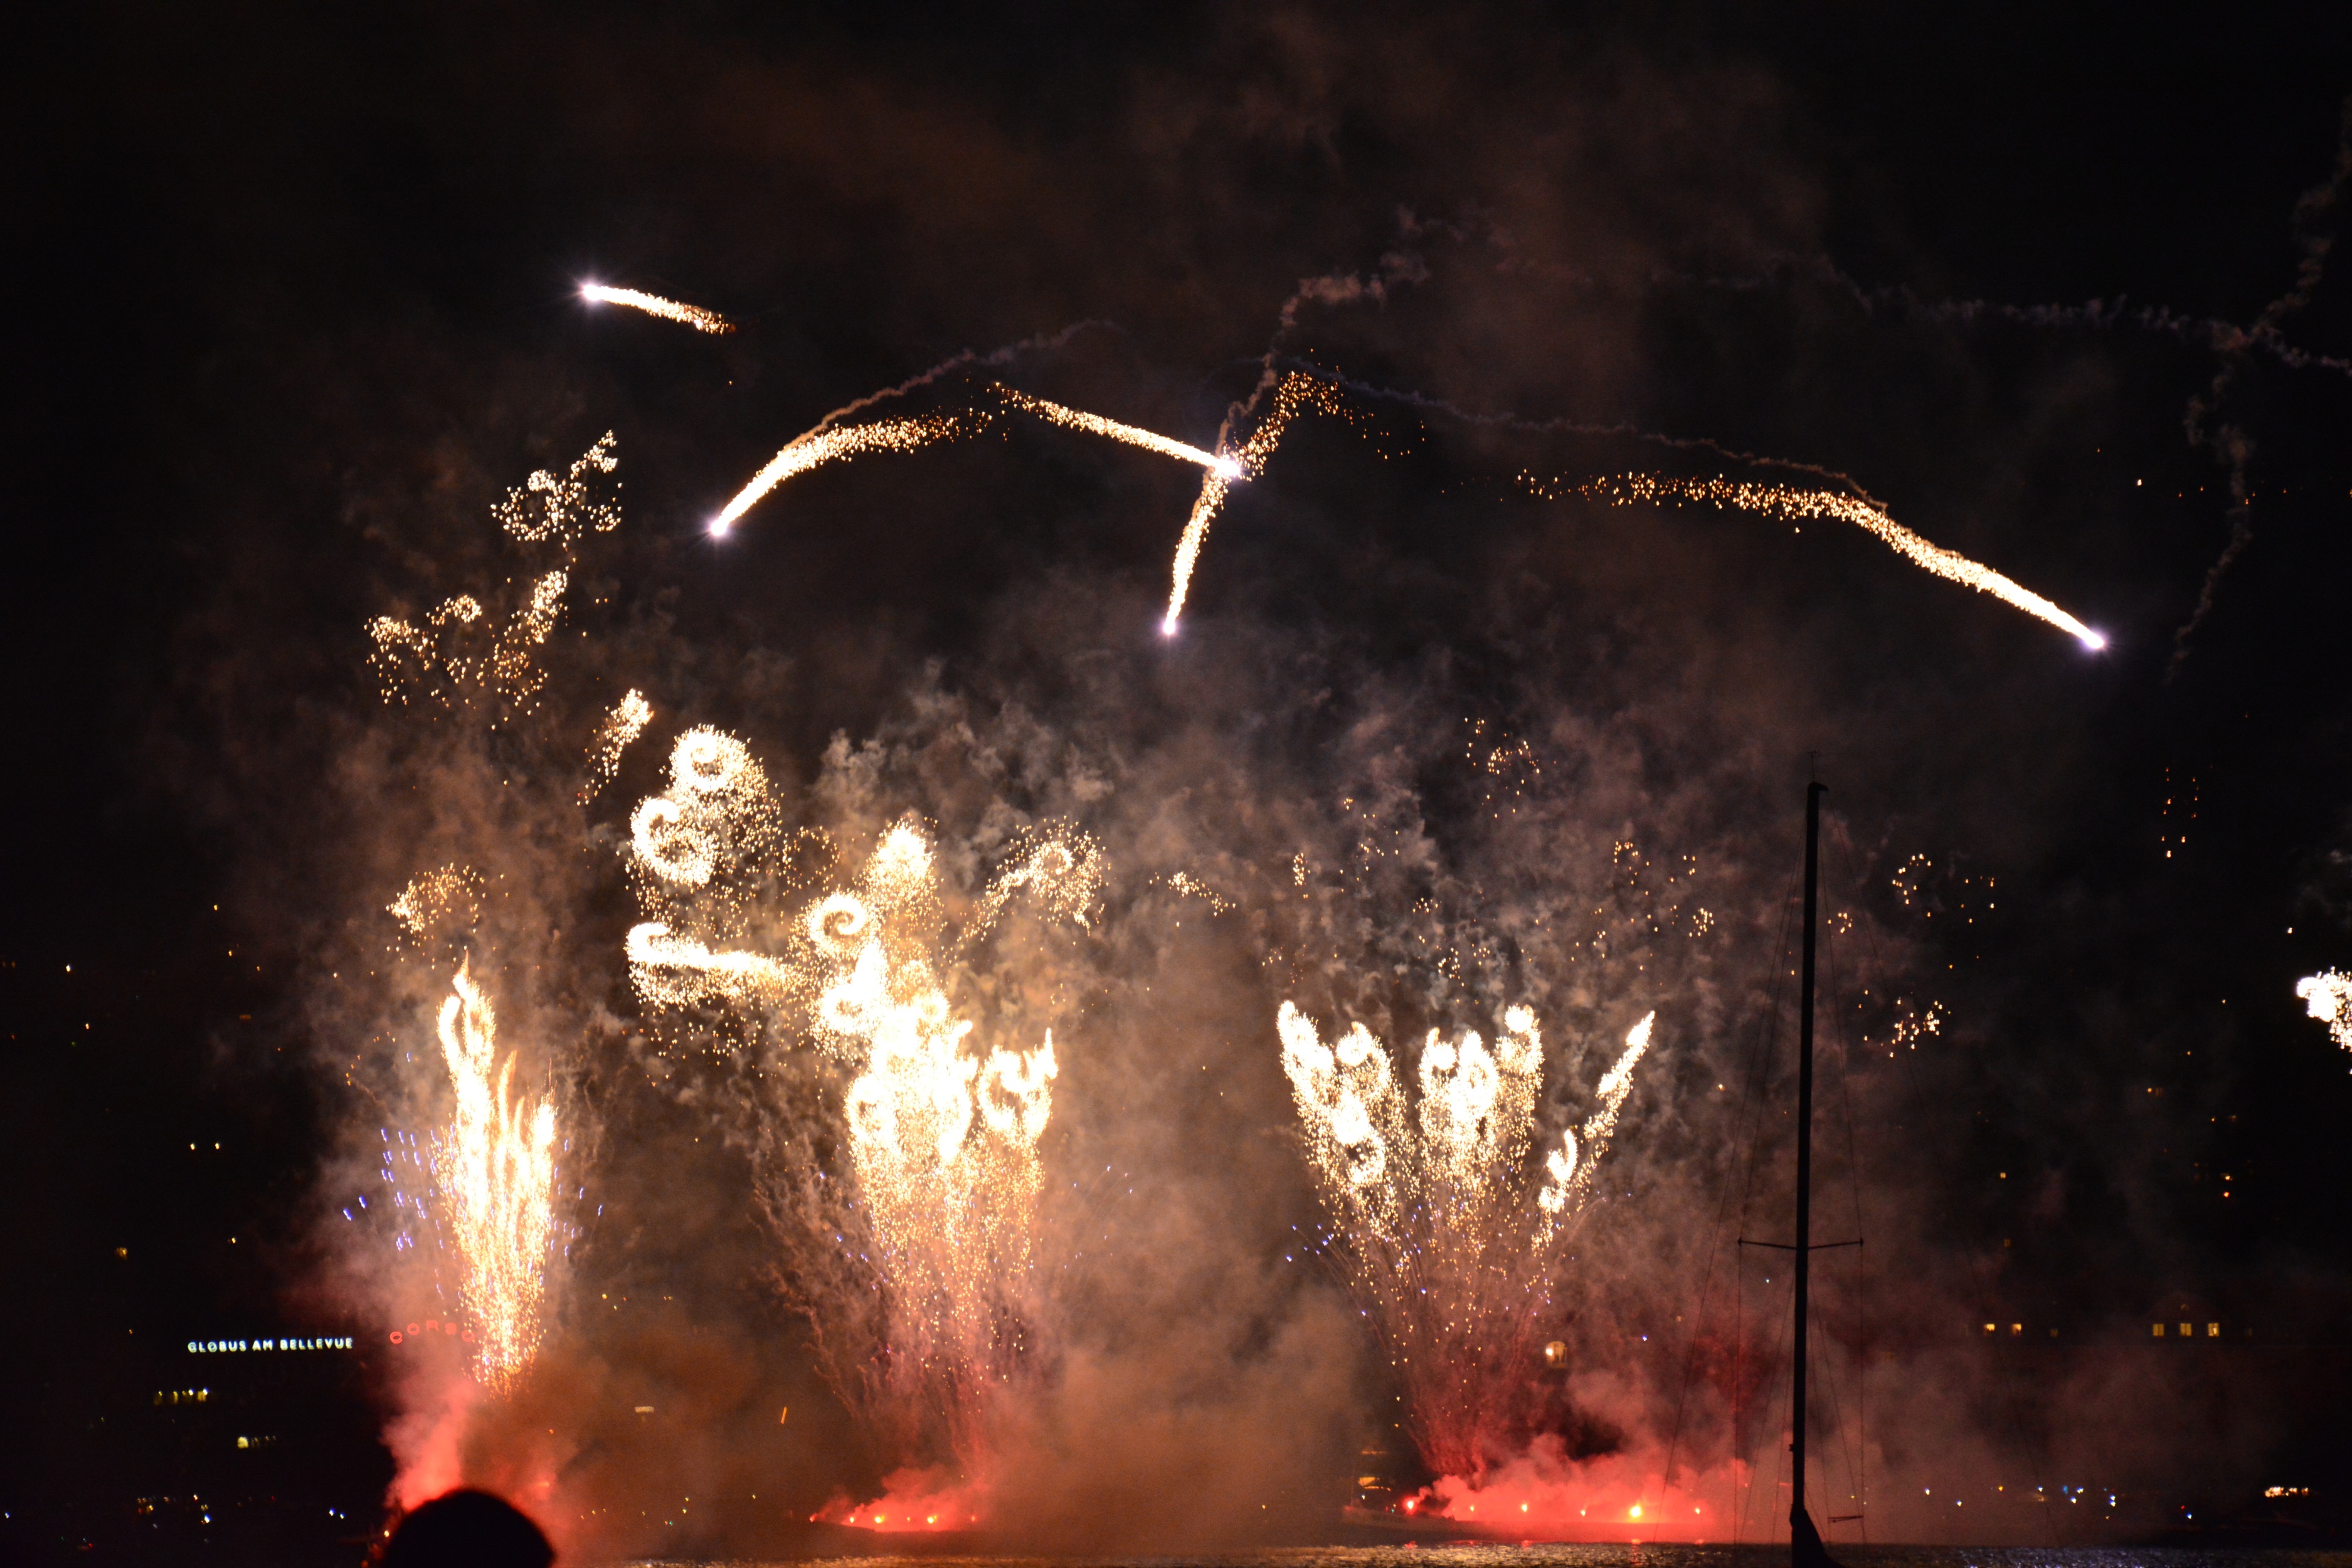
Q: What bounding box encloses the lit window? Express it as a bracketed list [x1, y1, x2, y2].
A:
[2179, 1323, 2191, 1337]
[2206, 1323, 2220, 1337]
[1983, 1323, 1996, 1334]
[2153, 1323, 2164, 1337]
[2010, 1324, 2023, 1336]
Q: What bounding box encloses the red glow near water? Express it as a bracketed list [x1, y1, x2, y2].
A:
[814, 1466, 987, 1534]
[1401, 1441, 1747, 1543]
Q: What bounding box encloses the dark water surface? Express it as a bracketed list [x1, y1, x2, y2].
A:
[623, 1549, 2352, 1568]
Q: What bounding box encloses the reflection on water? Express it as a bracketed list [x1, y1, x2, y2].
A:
[623, 1549, 2352, 1568]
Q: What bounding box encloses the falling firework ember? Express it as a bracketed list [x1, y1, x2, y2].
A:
[578, 281, 734, 334]
[430, 958, 560, 1390]
[1279, 1000, 1656, 1476]
[624, 726, 1101, 1465]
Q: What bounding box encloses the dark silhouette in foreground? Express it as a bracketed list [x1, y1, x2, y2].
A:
[378, 1490, 554, 1568]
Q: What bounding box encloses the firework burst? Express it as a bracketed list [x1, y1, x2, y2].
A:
[2296, 970, 2352, 1055]
[430, 959, 560, 1390]
[1279, 1000, 1656, 1476]
[623, 726, 1101, 1464]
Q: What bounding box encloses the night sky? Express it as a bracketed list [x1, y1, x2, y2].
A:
[8, 3, 2352, 1559]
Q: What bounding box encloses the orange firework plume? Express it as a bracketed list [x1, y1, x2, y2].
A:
[1279, 1000, 1656, 1476]
[622, 726, 1101, 1464]
[432, 958, 559, 1391]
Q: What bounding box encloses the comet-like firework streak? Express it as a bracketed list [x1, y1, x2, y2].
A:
[705, 364, 2106, 655]
[709, 413, 987, 537]
[1162, 373, 1347, 633]
[579, 283, 734, 334]
[1542, 473, 2109, 650]
[709, 386, 1241, 538]
[993, 386, 1242, 477]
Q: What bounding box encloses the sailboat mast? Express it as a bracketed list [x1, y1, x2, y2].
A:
[1792, 778, 1824, 1546]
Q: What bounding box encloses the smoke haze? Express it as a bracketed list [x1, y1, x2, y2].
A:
[13, 1, 2352, 1559]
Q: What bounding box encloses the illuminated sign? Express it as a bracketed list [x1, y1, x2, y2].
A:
[387, 1318, 477, 1345]
[186, 1337, 356, 1353]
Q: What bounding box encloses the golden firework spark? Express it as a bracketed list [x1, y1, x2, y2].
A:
[813, 825, 1061, 1449]
[1534, 1012, 1652, 1231]
[494, 432, 620, 545]
[709, 413, 988, 537]
[622, 728, 1100, 1458]
[579, 689, 653, 803]
[1155, 871, 1234, 914]
[2296, 970, 2352, 1054]
[579, 282, 734, 334]
[1537, 472, 2108, 650]
[993, 385, 1241, 476]
[1163, 373, 1347, 633]
[1279, 999, 1655, 1476]
[367, 435, 617, 712]
[710, 383, 1242, 541]
[389, 866, 484, 944]
[961, 830, 1106, 943]
[431, 958, 559, 1391]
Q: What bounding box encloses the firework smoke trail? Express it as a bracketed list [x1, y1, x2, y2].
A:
[1537, 473, 2108, 650]
[2173, 111, 2352, 669]
[2296, 970, 2352, 1054]
[1319, 364, 1891, 499]
[1279, 1000, 1656, 1476]
[623, 727, 1100, 1466]
[578, 282, 733, 334]
[432, 958, 560, 1391]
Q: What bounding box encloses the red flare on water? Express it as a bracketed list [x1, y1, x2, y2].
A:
[815, 1466, 987, 1534]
